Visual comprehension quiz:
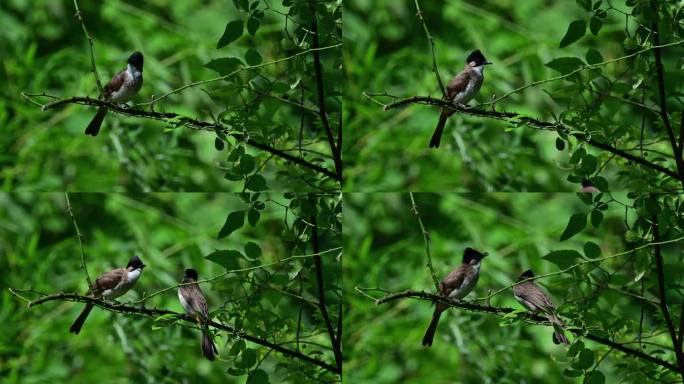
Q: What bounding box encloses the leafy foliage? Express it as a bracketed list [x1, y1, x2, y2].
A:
[345, 0, 684, 192]
[0, 192, 341, 383]
[345, 192, 684, 383]
[1, 0, 341, 192]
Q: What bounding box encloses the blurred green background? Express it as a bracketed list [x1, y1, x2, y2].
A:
[0, 192, 341, 383]
[0, 0, 339, 191]
[343, 192, 682, 383]
[343, 0, 677, 191]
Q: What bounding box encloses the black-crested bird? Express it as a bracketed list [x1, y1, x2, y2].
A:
[430, 50, 492, 148]
[85, 51, 144, 136]
[513, 269, 569, 345]
[69, 255, 146, 334]
[422, 248, 488, 346]
[178, 268, 218, 361]
[580, 179, 601, 193]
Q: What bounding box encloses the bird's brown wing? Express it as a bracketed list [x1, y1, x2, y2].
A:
[516, 282, 556, 313]
[445, 70, 470, 101]
[103, 70, 127, 100]
[439, 265, 466, 296]
[179, 282, 209, 316]
[92, 267, 126, 295]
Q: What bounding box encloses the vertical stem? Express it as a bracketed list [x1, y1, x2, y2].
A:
[409, 193, 439, 291]
[64, 193, 93, 291]
[414, 0, 446, 98]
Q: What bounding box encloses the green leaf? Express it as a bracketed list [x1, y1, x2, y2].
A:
[560, 20, 587, 48]
[584, 241, 601, 258]
[589, 16, 602, 35]
[590, 210, 603, 227]
[560, 213, 587, 241]
[229, 339, 246, 356]
[584, 370, 605, 384]
[205, 57, 243, 76]
[239, 154, 255, 174]
[577, 348, 595, 369]
[244, 241, 262, 259]
[205, 250, 243, 270]
[214, 137, 225, 151]
[247, 369, 269, 384]
[151, 314, 179, 330]
[576, 0, 591, 11]
[586, 48, 603, 65]
[248, 208, 260, 226]
[546, 57, 585, 75]
[556, 137, 566, 151]
[271, 82, 290, 93]
[247, 16, 260, 35]
[567, 340, 584, 357]
[564, 368, 583, 377]
[245, 49, 262, 66]
[578, 154, 597, 175]
[644, 197, 661, 215]
[218, 211, 245, 239]
[246, 174, 268, 191]
[543, 249, 581, 270]
[217, 20, 244, 48]
[238, 348, 257, 368]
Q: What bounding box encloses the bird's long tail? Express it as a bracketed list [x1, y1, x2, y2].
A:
[422, 303, 446, 346]
[201, 328, 218, 361]
[85, 106, 108, 136]
[69, 303, 94, 334]
[548, 313, 569, 345]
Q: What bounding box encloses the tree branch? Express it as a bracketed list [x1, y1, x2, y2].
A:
[309, 207, 342, 371]
[20, 94, 340, 181]
[310, 5, 342, 182]
[21, 292, 340, 374]
[73, 0, 103, 95]
[652, 23, 684, 189]
[368, 289, 682, 373]
[408, 193, 439, 291]
[653, 22, 684, 187]
[413, 0, 446, 98]
[377, 95, 682, 181]
[652, 213, 684, 379]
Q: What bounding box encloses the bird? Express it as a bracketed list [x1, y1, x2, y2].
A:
[85, 51, 144, 136]
[178, 268, 218, 361]
[430, 50, 492, 148]
[512, 269, 569, 345]
[69, 255, 146, 334]
[422, 248, 488, 346]
[580, 179, 601, 193]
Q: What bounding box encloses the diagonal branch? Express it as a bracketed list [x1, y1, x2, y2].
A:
[408, 193, 439, 291]
[309, 206, 342, 371]
[73, 0, 103, 95]
[414, 0, 446, 98]
[16, 291, 339, 374]
[652, 23, 684, 190]
[365, 288, 682, 373]
[64, 193, 92, 291]
[310, 5, 342, 181]
[376, 95, 682, 181]
[652, 213, 684, 380]
[21, 94, 340, 181]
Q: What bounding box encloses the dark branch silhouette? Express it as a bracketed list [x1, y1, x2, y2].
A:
[23, 292, 340, 374]
[371, 289, 682, 373]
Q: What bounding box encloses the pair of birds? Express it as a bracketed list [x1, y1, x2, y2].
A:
[68, 255, 218, 361]
[422, 248, 569, 347]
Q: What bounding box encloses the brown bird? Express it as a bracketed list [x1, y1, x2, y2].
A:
[422, 248, 488, 346]
[85, 51, 143, 136]
[429, 50, 492, 148]
[513, 269, 569, 345]
[178, 268, 218, 361]
[69, 255, 146, 334]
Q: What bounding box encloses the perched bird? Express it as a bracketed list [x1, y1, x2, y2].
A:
[430, 50, 492, 148]
[513, 269, 569, 345]
[580, 179, 601, 193]
[85, 51, 144, 136]
[422, 248, 488, 346]
[69, 255, 146, 334]
[178, 268, 218, 361]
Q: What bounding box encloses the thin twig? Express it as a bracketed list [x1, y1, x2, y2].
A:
[409, 193, 439, 291]
[73, 0, 103, 95]
[413, 0, 446, 98]
[64, 193, 92, 290]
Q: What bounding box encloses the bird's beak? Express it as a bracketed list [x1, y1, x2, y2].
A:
[485, 61, 493, 65]
[141, 264, 147, 269]
[483, 252, 489, 257]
